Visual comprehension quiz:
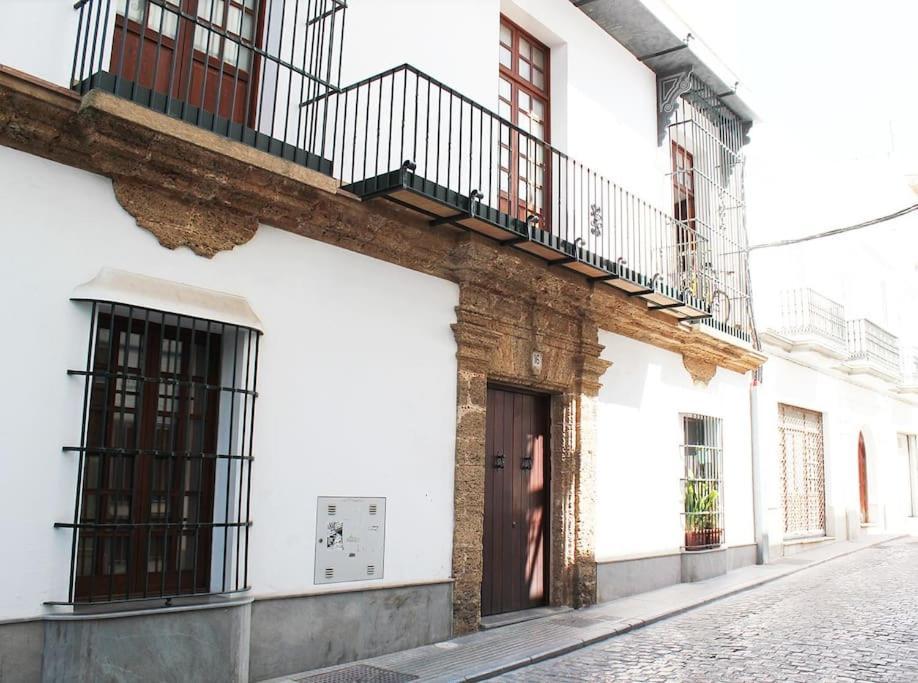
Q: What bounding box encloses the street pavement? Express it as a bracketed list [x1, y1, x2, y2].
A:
[493, 537, 918, 682]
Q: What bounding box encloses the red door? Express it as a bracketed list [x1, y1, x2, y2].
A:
[481, 387, 550, 617]
[109, 0, 264, 126]
[858, 432, 869, 523]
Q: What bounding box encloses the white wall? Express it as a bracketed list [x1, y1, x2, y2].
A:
[0, 145, 459, 620]
[756, 349, 918, 547]
[594, 330, 754, 560]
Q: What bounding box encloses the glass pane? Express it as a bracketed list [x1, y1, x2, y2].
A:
[241, 11, 254, 41]
[499, 46, 512, 69]
[532, 99, 544, 120]
[500, 147, 510, 168]
[518, 111, 530, 133]
[519, 37, 531, 59]
[237, 46, 252, 71]
[517, 90, 530, 110]
[500, 23, 512, 46]
[498, 100, 511, 120]
[198, 0, 226, 22]
[227, 5, 242, 34]
[147, 4, 179, 38]
[532, 47, 544, 68]
[532, 121, 543, 141]
[77, 536, 95, 576]
[499, 171, 509, 192]
[498, 77, 511, 101]
[194, 25, 221, 57]
[533, 68, 544, 90]
[224, 39, 239, 66]
[519, 59, 530, 81]
[148, 540, 163, 572]
[123, 0, 145, 22]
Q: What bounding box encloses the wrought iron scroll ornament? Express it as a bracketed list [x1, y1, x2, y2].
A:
[657, 68, 693, 145]
[520, 454, 533, 470]
[493, 451, 506, 469]
[589, 203, 603, 236]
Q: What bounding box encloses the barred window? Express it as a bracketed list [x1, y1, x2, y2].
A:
[681, 414, 724, 551]
[56, 295, 260, 606]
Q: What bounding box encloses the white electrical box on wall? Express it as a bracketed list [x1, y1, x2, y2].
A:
[314, 497, 386, 584]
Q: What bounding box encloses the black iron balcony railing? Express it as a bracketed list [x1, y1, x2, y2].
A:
[69, 2, 752, 342]
[313, 65, 751, 340]
[72, 0, 346, 172]
[846, 318, 901, 379]
[779, 288, 847, 349]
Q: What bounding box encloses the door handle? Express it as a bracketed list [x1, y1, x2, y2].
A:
[520, 454, 533, 470]
[493, 451, 505, 469]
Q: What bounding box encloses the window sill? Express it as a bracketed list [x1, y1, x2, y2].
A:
[44, 592, 253, 621]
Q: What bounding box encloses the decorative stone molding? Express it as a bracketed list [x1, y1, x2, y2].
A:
[112, 177, 258, 257]
[683, 353, 718, 385]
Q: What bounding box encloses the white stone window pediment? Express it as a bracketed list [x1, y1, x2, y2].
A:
[71, 267, 263, 333]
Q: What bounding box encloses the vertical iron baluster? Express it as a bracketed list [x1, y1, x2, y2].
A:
[242, 333, 260, 590]
[222, 322, 239, 593]
[67, 301, 98, 604]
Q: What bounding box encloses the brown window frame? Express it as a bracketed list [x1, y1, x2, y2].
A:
[75, 312, 224, 602]
[498, 16, 551, 226]
[672, 140, 697, 275]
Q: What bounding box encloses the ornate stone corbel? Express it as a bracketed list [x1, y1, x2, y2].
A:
[112, 177, 259, 258]
[657, 68, 693, 145]
[682, 353, 717, 386]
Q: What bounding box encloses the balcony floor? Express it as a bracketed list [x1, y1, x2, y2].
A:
[344, 168, 711, 324]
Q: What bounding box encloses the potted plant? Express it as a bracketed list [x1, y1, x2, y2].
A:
[684, 480, 722, 550]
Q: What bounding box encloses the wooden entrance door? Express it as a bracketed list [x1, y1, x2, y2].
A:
[110, 0, 264, 126]
[481, 387, 550, 617]
[858, 432, 869, 523]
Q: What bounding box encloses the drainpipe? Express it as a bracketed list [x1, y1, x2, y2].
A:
[750, 369, 769, 565]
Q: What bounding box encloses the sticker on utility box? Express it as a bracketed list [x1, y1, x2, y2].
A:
[314, 496, 386, 584]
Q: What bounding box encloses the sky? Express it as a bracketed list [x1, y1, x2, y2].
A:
[663, 0, 918, 341]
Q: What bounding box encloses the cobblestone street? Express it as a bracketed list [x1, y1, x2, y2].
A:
[495, 538, 918, 682]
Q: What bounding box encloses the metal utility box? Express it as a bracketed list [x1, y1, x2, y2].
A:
[314, 497, 386, 584]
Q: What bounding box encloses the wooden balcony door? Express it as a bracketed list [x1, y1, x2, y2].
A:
[481, 386, 550, 617]
[110, 0, 264, 126]
[498, 17, 550, 226]
[672, 141, 698, 282]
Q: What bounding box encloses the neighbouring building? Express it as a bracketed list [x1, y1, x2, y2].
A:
[0, 0, 765, 680]
[750, 163, 918, 557]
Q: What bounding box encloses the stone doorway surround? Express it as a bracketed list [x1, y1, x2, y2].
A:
[449, 237, 612, 635]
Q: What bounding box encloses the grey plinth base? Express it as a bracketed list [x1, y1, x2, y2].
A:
[597, 544, 756, 602]
[41, 599, 251, 683]
[680, 546, 727, 582]
[248, 580, 452, 681]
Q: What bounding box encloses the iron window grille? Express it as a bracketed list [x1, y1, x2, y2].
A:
[681, 414, 724, 551]
[53, 301, 260, 606]
[778, 404, 826, 539]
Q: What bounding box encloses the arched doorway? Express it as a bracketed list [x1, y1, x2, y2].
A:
[858, 432, 869, 523]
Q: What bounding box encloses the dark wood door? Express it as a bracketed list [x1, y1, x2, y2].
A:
[481, 386, 550, 617]
[858, 432, 869, 523]
[109, 0, 264, 127]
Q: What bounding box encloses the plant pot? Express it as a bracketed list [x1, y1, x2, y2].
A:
[684, 528, 722, 551]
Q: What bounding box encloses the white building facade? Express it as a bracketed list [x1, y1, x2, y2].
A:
[0, 1, 765, 680]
